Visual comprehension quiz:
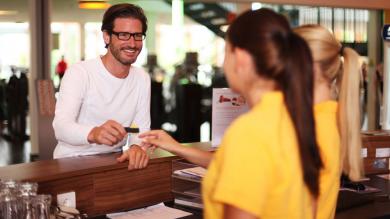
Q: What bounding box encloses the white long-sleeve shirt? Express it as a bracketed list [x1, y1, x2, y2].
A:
[52, 57, 151, 158]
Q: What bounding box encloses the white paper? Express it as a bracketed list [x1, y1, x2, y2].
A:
[376, 174, 390, 180]
[107, 203, 192, 219]
[375, 148, 390, 158]
[174, 167, 207, 178]
[175, 197, 203, 209]
[361, 148, 367, 158]
[211, 88, 249, 147]
[339, 184, 381, 194]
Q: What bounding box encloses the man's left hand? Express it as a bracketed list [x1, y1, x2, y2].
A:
[117, 145, 149, 170]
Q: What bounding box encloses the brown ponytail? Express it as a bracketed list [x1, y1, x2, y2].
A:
[279, 33, 324, 198]
[227, 9, 323, 198]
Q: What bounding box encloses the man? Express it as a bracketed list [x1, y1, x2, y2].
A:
[53, 3, 150, 170]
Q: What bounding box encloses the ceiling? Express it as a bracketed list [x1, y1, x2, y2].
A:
[0, 0, 172, 22]
[0, 0, 384, 23]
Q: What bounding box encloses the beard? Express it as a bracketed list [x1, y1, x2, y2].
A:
[109, 44, 140, 66]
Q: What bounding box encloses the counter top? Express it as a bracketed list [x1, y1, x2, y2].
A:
[0, 142, 212, 182]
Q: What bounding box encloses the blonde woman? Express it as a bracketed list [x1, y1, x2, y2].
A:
[295, 25, 364, 219]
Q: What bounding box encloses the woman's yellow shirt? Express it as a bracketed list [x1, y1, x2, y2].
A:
[314, 101, 340, 219]
[202, 91, 313, 219]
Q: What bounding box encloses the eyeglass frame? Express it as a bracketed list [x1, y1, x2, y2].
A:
[110, 31, 146, 41]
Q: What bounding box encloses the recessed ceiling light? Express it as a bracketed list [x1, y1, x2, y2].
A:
[0, 10, 18, 15]
[78, 0, 110, 10]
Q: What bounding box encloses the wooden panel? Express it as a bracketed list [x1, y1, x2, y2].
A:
[336, 175, 390, 218]
[92, 162, 174, 216]
[0, 153, 124, 181]
[362, 135, 390, 174]
[362, 134, 390, 144]
[37, 175, 95, 214]
[363, 158, 389, 174]
[0, 142, 213, 216]
[385, 10, 390, 24]
[0, 150, 180, 182]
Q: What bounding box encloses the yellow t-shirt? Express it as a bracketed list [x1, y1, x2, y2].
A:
[315, 101, 340, 219]
[202, 91, 313, 219]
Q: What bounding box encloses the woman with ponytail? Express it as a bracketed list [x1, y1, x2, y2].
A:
[295, 24, 364, 219]
[140, 9, 321, 218]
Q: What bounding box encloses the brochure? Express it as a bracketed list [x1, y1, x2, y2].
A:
[211, 88, 249, 147]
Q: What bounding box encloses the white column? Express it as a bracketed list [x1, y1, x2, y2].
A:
[382, 41, 390, 130]
[172, 0, 184, 63]
[145, 13, 156, 54]
[80, 22, 85, 60]
[28, 0, 57, 159]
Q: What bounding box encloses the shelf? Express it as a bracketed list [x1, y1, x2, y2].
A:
[172, 159, 204, 210]
[172, 174, 202, 183]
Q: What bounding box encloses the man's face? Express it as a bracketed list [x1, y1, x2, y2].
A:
[104, 17, 144, 65]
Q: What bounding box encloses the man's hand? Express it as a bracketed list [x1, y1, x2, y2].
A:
[117, 145, 149, 170]
[87, 120, 126, 146]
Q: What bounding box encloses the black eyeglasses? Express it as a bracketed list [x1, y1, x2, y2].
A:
[110, 31, 146, 41]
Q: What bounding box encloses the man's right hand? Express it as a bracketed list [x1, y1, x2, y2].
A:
[87, 120, 126, 146]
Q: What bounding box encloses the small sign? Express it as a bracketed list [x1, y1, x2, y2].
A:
[361, 148, 367, 158]
[211, 88, 249, 147]
[375, 148, 390, 158]
[382, 24, 390, 41]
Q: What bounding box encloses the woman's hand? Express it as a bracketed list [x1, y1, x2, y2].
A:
[139, 130, 181, 153]
[140, 129, 213, 168]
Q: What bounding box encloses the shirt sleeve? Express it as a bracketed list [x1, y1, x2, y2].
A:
[52, 65, 95, 145]
[130, 72, 151, 146]
[212, 119, 272, 217]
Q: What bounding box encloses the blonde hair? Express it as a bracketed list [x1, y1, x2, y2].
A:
[295, 25, 363, 181]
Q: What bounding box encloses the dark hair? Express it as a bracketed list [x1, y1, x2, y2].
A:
[101, 3, 148, 47]
[227, 9, 323, 198]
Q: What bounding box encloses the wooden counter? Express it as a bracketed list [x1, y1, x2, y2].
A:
[0, 142, 211, 217]
[362, 134, 390, 174]
[336, 175, 390, 219]
[0, 135, 388, 218]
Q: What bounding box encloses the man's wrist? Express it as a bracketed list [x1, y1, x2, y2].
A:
[87, 127, 97, 143]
